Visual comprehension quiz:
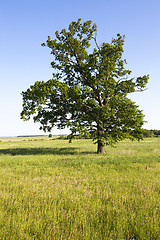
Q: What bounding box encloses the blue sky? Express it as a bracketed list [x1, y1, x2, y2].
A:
[0, 0, 160, 136]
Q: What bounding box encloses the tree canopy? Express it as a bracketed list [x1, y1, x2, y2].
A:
[21, 19, 149, 153]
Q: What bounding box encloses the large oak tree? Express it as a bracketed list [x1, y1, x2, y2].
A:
[21, 19, 149, 154]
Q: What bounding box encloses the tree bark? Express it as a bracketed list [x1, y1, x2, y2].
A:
[97, 140, 106, 154]
[97, 128, 106, 154]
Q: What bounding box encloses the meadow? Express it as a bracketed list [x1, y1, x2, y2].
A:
[0, 137, 159, 239]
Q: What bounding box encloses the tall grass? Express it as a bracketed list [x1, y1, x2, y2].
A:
[0, 137, 159, 239]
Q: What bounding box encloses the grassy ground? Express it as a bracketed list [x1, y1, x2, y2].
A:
[0, 137, 159, 239]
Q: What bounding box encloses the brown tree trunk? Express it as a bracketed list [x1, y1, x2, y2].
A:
[97, 128, 106, 154]
[97, 140, 106, 154]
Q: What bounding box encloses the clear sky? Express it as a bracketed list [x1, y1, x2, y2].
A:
[0, 0, 160, 137]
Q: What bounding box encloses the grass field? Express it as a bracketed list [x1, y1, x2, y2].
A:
[0, 137, 159, 239]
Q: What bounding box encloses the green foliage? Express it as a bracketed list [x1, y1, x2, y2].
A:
[152, 129, 160, 137]
[21, 19, 149, 153]
[143, 129, 160, 137]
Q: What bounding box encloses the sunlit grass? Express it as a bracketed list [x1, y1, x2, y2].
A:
[0, 137, 160, 239]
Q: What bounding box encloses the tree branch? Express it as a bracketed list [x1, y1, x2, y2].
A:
[134, 88, 148, 92]
[93, 26, 100, 51]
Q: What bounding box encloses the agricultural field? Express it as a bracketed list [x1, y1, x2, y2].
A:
[0, 137, 159, 239]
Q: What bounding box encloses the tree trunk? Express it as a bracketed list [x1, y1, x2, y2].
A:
[97, 127, 106, 154]
[97, 140, 106, 154]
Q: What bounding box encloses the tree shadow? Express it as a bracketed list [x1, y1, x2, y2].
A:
[0, 147, 79, 156]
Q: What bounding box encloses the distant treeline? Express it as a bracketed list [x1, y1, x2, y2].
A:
[17, 135, 47, 138]
[17, 131, 160, 139]
[143, 129, 160, 137]
[58, 130, 160, 140]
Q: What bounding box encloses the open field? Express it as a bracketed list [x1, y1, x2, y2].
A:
[0, 137, 159, 239]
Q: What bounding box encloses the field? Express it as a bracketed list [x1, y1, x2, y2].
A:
[0, 137, 159, 239]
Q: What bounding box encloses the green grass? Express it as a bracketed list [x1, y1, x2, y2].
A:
[0, 137, 160, 239]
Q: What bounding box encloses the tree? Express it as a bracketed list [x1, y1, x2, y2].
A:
[143, 129, 154, 138]
[21, 19, 149, 154]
